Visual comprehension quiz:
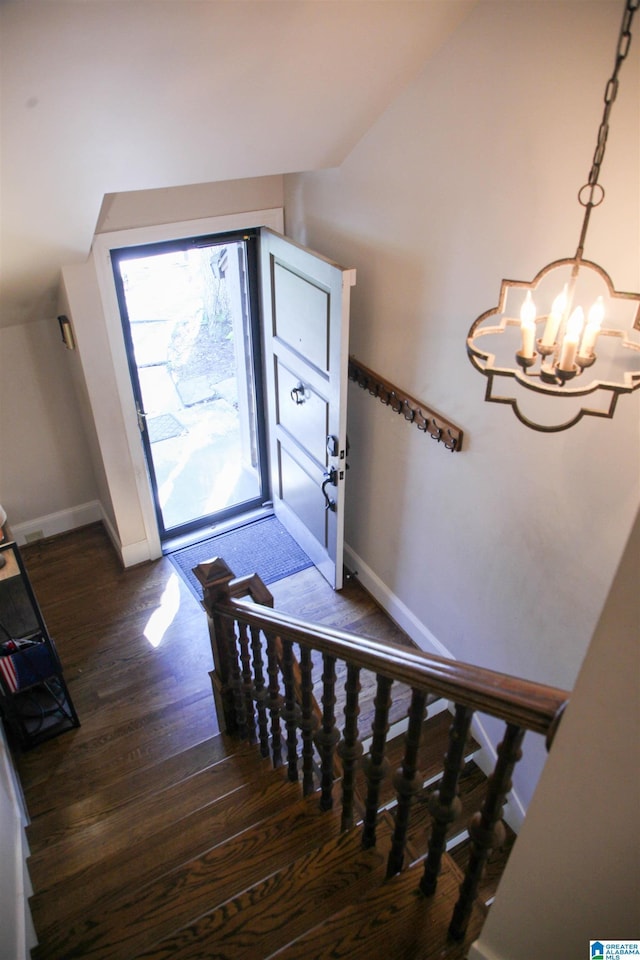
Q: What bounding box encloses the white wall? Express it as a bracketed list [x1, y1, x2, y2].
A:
[469, 508, 640, 960]
[284, 0, 640, 807]
[0, 0, 473, 329]
[0, 0, 474, 535]
[61, 258, 144, 558]
[0, 318, 99, 530]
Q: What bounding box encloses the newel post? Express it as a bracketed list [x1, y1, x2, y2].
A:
[193, 557, 237, 734]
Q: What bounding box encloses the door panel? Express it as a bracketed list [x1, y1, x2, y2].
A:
[272, 263, 330, 373]
[275, 360, 328, 466]
[261, 229, 355, 589]
[279, 446, 327, 546]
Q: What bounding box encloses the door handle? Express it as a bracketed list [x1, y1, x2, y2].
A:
[290, 384, 307, 405]
[322, 467, 338, 512]
[135, 401, 147, 433]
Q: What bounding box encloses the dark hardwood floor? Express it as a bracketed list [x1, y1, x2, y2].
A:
[11, 523, 496, 959]
[15, 522, 415, 808]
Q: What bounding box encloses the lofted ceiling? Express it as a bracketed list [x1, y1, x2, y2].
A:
[0, 0, 476, 329]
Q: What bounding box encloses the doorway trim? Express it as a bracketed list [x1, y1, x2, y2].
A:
[91, 208, 284, 564]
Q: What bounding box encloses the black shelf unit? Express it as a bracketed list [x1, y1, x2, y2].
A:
[0, 536, 79, 749]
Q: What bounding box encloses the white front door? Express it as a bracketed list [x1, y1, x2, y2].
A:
[260, 229, 355, 589]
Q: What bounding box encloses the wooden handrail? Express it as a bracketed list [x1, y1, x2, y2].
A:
[348, 356, 464, 452]
[220, 597, 568, 739]
[198, 558, 571, 943]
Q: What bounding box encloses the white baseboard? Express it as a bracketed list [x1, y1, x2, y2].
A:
[99, 512, 121, 562]
[10, 501, 103, 546]
[343, 544, 455, 659]
[467, 941, 503, 960]
[10, 502, 156, 568]
[119, 539, 157, 568]
[95, 511, 157, 567]
[344, 542, 526, 832]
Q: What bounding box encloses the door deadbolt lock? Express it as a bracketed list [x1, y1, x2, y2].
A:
[326, 435, 339, 457]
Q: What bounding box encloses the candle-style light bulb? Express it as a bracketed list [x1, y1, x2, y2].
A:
[541, 284, 568, 347]
[519, 290, 537, 358]
[579, 296, 604, 357]
[558, 306, 584, 372]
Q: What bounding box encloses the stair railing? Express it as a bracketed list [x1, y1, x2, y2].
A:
[195, 558, 569, 944]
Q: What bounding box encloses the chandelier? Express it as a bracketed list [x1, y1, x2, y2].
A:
[467, 0, 640, 433]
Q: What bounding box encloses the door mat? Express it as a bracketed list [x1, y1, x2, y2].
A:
[167, 516, 313, 602]
[147, 414, 185, 443]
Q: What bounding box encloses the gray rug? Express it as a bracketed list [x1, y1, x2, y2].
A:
[168, 516, 312, 601]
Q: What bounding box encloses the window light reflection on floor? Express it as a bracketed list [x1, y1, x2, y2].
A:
[144, 573, 181, 648]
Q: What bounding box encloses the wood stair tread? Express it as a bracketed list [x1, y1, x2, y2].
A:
[31, 784, 346, 960]
[19, 691, 219, 816]
[29, 757, 303, 931]
[30, 722, 498, 957]
[449, 824, 518, 905]
[21, 525, 508, 960]
[28, 746, 275, 892]
[401, 761, 516, 907]
[27, 736, 260, 859]
[404, 759, 494, 860]
[265, 850, 486, 960]
[129, 813, 397, 960]
[354, 709, 479, 812]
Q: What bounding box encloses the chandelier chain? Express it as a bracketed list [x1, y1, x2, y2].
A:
[575, 0, 637, 262]
[586, 0, 637, 191]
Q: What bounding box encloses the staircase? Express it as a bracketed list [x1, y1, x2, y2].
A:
[17, 535, 566, 960]
[26, 703, 506, 960]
